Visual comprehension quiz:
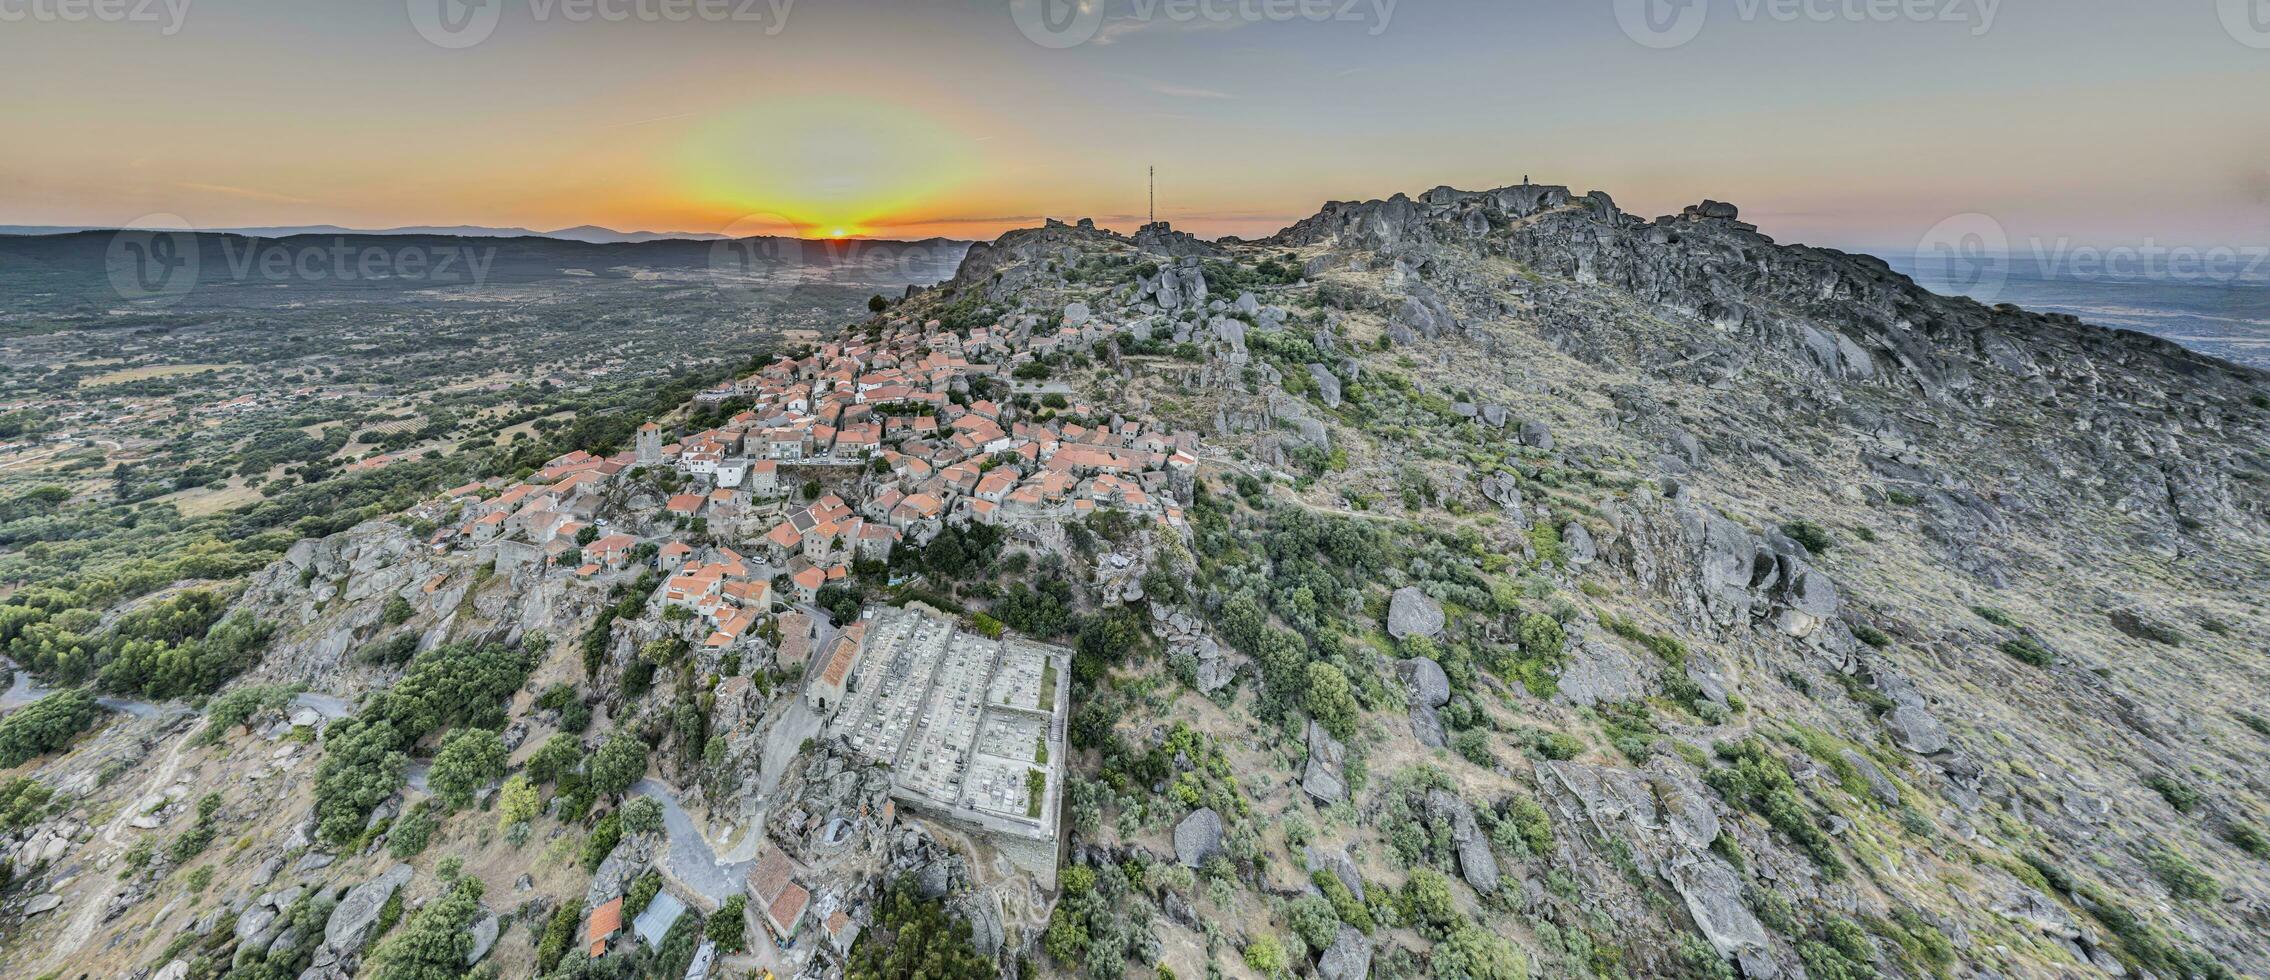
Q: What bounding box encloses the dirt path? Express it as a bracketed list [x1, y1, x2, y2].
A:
[36, 722, 199, 973]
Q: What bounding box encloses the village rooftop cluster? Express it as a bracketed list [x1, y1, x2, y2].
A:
[415, 308, 1201, 663]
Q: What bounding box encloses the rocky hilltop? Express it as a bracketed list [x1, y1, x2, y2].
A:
[910, 184, 2269, 978]
[5, 182, 2266, 980]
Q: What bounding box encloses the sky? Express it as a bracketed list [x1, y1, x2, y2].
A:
[2, 0, 2267, 252]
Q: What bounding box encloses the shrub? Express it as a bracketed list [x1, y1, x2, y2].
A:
[1706, 740, 1845, 879]
[312, 717, 409, 845]
[1452, 729, 1496, 768]
[0, 777, 56, 832]
[1241, 935, 1287, 975]
[2224, 823, 2270, 858]
[1401, 868, 1458, 936]
[1492, 795, 1552, 856]
[2147, 848, 2221, 902]
[1311, 870, 1374, 933]
[388, 803, 435, 859]
[199, 683, 297, 742]
[1999, 636, 2054, 667]
[1780, 520, 1835, 554]
[2144, 773, 2203, 813]
[525, 733, 583, 784]
[624, 871, 663, 918]
[582, 814, 622, 872]
[1517, 613, 1564, 660]
[1285, 895, 1340, 953]
[1529, 730, 1583, 761]
[1433, 923, 1528, 980]
[1303, 662, 1360, 741]
[1971, 606, 2022, 629]
[380, 595, 414, 628]
[535, 903, 582, 973]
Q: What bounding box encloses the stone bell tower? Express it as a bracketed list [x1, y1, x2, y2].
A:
[636, 422, 662, 466]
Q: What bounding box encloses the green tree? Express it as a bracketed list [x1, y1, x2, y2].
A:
[620, 795, 664, 835]
[589, 730, 649, 800]
[1303, 662, 1360, 741]
[582, 813, 623, 872]
[534, 902, 582, 973]
[0, 689, 101, 767]
[369, 877, 484, 980]
[199, 683, 296, 743]
[844, 875, 994, 975]
[525, 733, 582, 785]
[707, 895, 749, 953]
[312, 717, 408, 845]
[496, 774, 541, 832]
[427, 728, 507, 810]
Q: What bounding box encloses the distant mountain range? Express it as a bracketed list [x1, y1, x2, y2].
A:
[0, 223, 918, 245]
[0, 229, 973, 312]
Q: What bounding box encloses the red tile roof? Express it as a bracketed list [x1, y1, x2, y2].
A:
[588, 897, 624, 957]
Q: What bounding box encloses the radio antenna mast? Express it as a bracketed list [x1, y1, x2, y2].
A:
[1149, 166, 1156, 226]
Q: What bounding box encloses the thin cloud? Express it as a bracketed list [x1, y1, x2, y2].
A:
[1110, 73, 1233, 100]
[1092, 8, 1248, 46]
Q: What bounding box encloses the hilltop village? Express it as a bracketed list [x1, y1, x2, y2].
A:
[380, 300, 1195, 973]
[428, 313, 1198, 605]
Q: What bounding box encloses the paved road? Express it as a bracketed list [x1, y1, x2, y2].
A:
[291, 691, 356, 719]
[634, 777, 754, 906]
[5, 659, 358, 726]
[2, 658, 190, 721]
